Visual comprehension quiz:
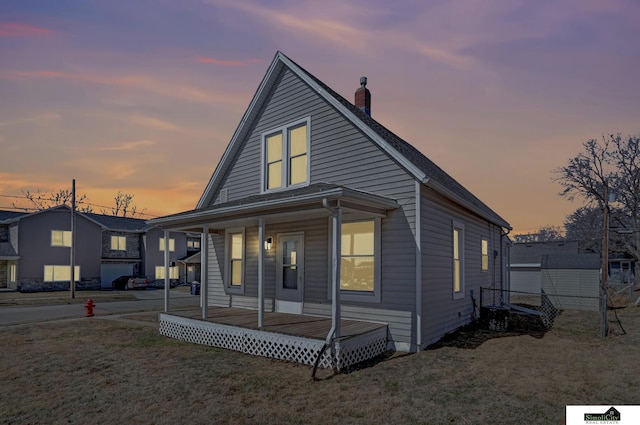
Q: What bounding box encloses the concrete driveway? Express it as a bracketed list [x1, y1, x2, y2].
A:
[0, 287, 200, 326]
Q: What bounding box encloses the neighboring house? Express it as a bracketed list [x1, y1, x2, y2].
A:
[150, 51, 511, 359]
[0, 206, 194, 291]
[510, 240, 580, 294]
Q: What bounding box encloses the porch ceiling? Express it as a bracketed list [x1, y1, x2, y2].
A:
[148, 183, 399, 233]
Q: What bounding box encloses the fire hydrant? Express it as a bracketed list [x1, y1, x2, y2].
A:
[84, 298, 95, 317]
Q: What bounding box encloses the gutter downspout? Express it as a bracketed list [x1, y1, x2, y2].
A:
[313, 198, 342, 376]
[201, 225, 209, 320]
[164, 230, 170, 313]
[414, 180, 422, 351]
[258, 217, 265, 329]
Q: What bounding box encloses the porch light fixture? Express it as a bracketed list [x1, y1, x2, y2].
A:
[264, 236, 273, 251]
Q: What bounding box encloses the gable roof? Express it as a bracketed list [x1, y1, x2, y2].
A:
[0, 205, 147, 232]
[0, 210, 26, 222]
[197, 51, 510, 229]
[511, 240, 580, 265]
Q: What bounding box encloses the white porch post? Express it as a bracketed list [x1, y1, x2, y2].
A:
[331, 206, 342, 340]
[201, 225, 209, 319]
[163, 230, 170, 312]
[258, 217, 265, 329]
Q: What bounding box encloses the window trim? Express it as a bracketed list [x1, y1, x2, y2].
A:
[155, 266, 179, 280]
[481, 238, 489, 272]
[328, 217, 381, 303]
[224, 227, 245, 294]
[44, 265, 80, 282]
[51, 230, 72, 247]
[159, 237, 175, 252]
[111, 235, 127, 251]
[260, 116, 311, 193]
[453, 220, 465, 299]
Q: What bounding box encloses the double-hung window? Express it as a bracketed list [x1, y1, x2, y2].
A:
[225, 228, 245, 293]
[263, 118, 310, 191]
[159, 238, 175, 252]
[155, 266, 178, 279]
[453, 221, 464, 299]
[111, 235, 126, 251]
[51, 230, 72, 247]
[481, 239, 489, 271]
[44, 265, 80, 282]
[338, 218, 381, 302]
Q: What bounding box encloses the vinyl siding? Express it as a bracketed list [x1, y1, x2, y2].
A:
[204, 67, 418, 346]
[420, 185, 505, 346]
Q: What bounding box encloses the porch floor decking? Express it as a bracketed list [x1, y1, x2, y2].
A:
[159, 307, 389, 369]
[169, 307, 387, 340]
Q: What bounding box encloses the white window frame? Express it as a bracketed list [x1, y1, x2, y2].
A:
[44, 265, 80, 282]
[328, 217, 381, 303]
[159, 237, 175, 252]
[481, 238, 489, 272]
[51, 230, 72, 247]
[224, 227, 245, 294]
[111, 235, 127, 251]
[155, 266, 179, 280]
[9, 263, 16, 283]
[187, 239, 201, 250]
[261, 116, 311, 192]
[453, 220, 465, 299]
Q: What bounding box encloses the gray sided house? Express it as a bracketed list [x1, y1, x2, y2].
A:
[0, 206, 190, 291]
[150, 51, 511, 355]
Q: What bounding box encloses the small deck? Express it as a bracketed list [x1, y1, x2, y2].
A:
[159, 307, 388, 369]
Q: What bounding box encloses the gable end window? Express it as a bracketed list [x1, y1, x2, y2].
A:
[453, 221, 465, 299]
[111, 235, 127, 251]
[262, 118, 310, 191]
[51, 230, 72, 247]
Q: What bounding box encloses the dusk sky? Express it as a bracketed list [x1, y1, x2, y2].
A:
[1, 0, 638, 234]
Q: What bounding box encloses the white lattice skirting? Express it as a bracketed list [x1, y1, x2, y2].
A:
[159, 313, 387, 369]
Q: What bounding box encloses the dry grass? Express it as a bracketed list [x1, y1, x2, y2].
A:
[1, 308, 638, 425]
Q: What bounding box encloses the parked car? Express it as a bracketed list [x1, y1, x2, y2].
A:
[112, 275, 148, 290]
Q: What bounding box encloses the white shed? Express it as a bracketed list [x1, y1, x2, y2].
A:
[540, 254, 600, 311]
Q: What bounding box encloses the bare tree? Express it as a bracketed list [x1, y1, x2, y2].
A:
[13, 189, 92, 213]
[512, 225, 565, 243]
[102, 191, 145, 218]
[555, 134, 640, 262]
[13, 188, 145, 217]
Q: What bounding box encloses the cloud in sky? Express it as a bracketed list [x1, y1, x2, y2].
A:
[196, 56, 263, 66]
[0, 22, 55, 36]
[99, 140, 155, 151]
[1, 0, 639, 231]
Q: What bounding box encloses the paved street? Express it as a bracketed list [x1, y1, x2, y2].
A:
[0, 288, 200, 326]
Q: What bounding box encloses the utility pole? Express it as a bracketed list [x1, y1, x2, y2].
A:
[70, 179, 76, 299]
[601, 184, 609, 337]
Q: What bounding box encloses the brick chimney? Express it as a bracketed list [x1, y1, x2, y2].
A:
[354, 76, 371, 116]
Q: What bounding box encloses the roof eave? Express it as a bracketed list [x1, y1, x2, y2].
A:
[423, 178, 511, 230]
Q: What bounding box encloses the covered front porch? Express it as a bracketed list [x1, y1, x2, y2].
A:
[159, 307, 388, 370]
[150, 183, 399, 370]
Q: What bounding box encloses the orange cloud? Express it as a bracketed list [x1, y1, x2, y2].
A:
[0, 22, 55, 36]
[0, 70, 244, 106]
[196, 56, 262, 66]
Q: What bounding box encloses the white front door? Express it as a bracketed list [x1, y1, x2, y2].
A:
[275, 233, 304, 314]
